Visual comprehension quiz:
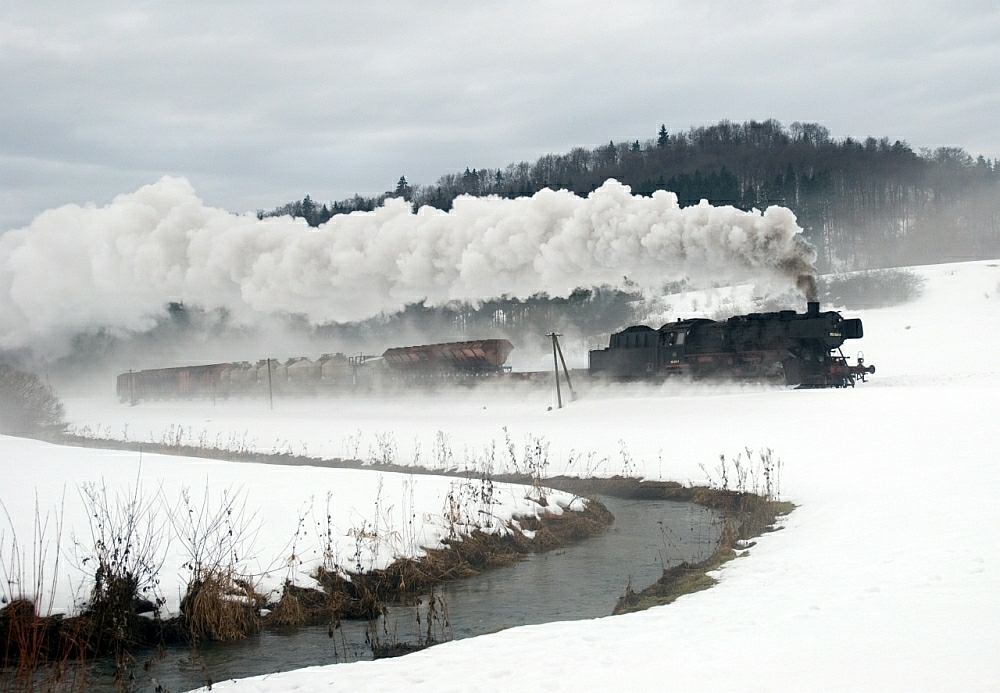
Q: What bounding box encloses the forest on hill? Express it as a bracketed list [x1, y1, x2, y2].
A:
[261, 120, 1000, 273]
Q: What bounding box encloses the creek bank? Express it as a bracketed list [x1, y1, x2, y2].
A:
[59, 496, 721, 692]
[4, 431, 789, 674]
[0, 486, 612, 672]
[264, 498, 614, 628]
[612, 490, 794, 615]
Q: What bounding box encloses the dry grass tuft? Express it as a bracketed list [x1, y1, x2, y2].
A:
[0, 599, 87, 690]
[181, 572, 262, 643]
[265, 588, 304, 628]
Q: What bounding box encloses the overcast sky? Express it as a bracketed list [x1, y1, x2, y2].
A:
[2, 0, 999, 232]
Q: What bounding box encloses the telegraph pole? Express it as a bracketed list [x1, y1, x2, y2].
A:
[548, 332, 563, 409]
[553, 333, 575, 401]
[267, 358, 274, 410]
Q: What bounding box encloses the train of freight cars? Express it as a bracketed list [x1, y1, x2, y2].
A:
[117, 339, 515, 402]
[116, 302, 873, 402]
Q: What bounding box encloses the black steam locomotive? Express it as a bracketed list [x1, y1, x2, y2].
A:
[588, 301, 874, 387]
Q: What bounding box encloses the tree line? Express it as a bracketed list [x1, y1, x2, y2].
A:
[259, 120, 1000, 272]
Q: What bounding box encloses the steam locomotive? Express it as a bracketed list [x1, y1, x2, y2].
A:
[588, 301, 874, 387]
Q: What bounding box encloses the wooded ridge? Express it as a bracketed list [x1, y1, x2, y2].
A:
[260, 120, 1000, 273]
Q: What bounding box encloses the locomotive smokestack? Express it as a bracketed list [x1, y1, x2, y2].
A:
[795, 273, 819, 302]
[807, 301, 820, 316]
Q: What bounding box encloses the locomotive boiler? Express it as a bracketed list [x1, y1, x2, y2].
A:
[588, 301, 874, 387]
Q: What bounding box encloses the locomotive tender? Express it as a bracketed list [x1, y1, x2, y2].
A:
[588, 301, 874, 387]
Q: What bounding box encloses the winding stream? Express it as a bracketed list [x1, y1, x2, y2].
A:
[84, 497, 722, 692]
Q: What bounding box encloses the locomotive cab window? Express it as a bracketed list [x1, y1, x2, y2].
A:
[676, 332, 685, 345]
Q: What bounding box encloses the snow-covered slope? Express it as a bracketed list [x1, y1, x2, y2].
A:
[145, 258, 997, 692]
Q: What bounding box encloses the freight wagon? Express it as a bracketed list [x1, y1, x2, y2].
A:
[117, 339, 515, 402]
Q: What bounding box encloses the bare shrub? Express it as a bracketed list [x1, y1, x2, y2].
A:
[696, 448, 793, 541]
[0, 365, 64, 436]
[341, 430, 363, 460]
[710, 297, 747, 321]
[309, 492, 338, 573]
[433, 431, 454, 470]
[0, 497, 83, 680]
[368, 589, 452, 659]
[168, 485, 262, 643]
[440, 461, 505, 541]
[700, 447, 782, 501]
[368, 432, 398, 467]
[74, 477, 167, 665]
[502, 430, 551, 504]
[565, 449, 608, 477]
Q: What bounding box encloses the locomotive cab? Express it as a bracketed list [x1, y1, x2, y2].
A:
[841, 318, 863, 340]
[660, 329, 686, 369]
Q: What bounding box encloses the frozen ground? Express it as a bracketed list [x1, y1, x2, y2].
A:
[50, 260, 1000, 690]
[0, 435, 582, 618]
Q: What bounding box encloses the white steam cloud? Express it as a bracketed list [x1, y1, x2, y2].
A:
[0, 176, 816, 356]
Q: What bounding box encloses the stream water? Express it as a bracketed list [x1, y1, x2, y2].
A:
[82, 497, 722, 692]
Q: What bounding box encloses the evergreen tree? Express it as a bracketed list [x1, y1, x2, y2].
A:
[394, 176, 413, 200]
[301, 195, 315, 225]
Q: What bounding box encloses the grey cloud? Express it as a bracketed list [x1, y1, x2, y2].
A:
[2, 0, 999, 230]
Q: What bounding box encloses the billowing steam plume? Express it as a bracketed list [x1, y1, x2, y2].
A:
[0, 177, 816, 357]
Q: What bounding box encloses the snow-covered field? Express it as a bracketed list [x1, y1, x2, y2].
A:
[31, 260, 1000, 689]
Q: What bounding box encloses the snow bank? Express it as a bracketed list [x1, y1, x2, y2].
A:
[0, 436, 580, 618]
[0, 176, 814, 357]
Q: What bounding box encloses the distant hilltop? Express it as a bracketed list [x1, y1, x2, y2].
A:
[262, 119, 1000, 275]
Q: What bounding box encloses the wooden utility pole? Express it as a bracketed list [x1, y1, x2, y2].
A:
[548, 332, 563, 409]
[553, 334, 575, 401]
[267, 358, 274, 410]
